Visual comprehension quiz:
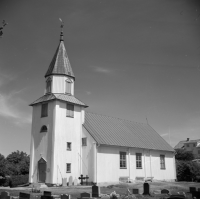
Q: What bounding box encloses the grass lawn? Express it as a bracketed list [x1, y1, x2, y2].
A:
[0, 181, 199, 199]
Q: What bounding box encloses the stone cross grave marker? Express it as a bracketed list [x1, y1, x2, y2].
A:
[189, 187, 196, 193]
[74, 178, 78, 186]
[161, 189, 170, 194]
[69, 176, 73, 186]
[80, 192, 91, 199]
[143, 183, 150, 195]
[19, 193, 30, 199]
[92, 185, 100, 197]
[79, 175, 85, 185]
[61, 194, 71, 199]
[0, 191, 11, 199]
[132, 189, 139, 194]
[62, 178, 67, 187]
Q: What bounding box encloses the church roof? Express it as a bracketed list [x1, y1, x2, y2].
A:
[83, 112, 174, 152]
[45, 40, 75, 78]
[30, 93, 88, 107]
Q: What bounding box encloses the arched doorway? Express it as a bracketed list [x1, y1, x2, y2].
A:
[38, 158, 46, 183]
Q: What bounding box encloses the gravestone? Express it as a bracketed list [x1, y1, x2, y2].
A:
[143, 183, 150, 195]
[161, 189, 170, 194]
[0, 191, 11, 199]
[43, 192, 51, 196]
[92, 185, 100, 197]
[62, 178, 67, 187]
[79, 175, 85, 185]
[69, 176, 73, 186]
[74, 178, 78, 186]
[80, 192, 91, 199]
[189, 187, 196, 193]
[19, 193, 30, 199]
[168, 194, 185, 199]
[198, 188, 200, 192]
[132, 189, 139, 194]
[61, 194, 71, 199]
[191, 191, 200, 199]
[85, 175, 89, 185]
[41, 192, 53, 199]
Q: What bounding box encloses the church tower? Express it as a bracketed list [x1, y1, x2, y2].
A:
[29, 23, 88, 184]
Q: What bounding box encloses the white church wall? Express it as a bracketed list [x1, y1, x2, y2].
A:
[82, 127, 96, 182]
[29, 101, 55, 183]
[51, 100, 82, 184]
[52, 76, 65, 93]
[95, 145, 176, 183]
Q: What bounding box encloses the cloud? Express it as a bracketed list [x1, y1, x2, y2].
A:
[0, 89, 31, 126]
[91, 66, 112, 74]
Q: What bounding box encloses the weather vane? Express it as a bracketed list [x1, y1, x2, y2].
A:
[59, 18, 64, 41]
[0, 20, 8, 38]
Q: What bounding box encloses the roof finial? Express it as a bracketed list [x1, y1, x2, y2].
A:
[59, 18, 64, 41]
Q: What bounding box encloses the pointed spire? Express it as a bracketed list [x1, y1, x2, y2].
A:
[45, 20, 75, 79]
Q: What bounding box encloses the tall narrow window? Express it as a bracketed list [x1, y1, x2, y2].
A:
[67, 142, 72, 151]
[82, 138, 87, 146]
[160, 155, 165, 169]
[41, 103, 48, 117]
[46, 78, 52, 93]
[66, 163, 71, 173]
[65, 79, 72, 95]
[66, 103, 74, 118]
[136, 153, 142, 169]
[120, 152, 127, 169]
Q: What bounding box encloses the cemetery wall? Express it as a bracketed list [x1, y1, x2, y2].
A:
[29, 101, 55, 183]
[51, 100, 83, 184]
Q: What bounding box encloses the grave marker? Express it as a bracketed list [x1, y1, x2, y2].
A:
[79, 175, 85, 185]
[92, 185, 100, 197]
[19, 193, 30, 199]
[80, 192, 91, 199]
[43, 192, 51, 196]
[74, 178, 78, 186]
[62, 178, 67, 187]
[69, 176, 73, 186]
[0, 191, 11, 199]
[85, 175, 89, 185]
[61, 194, 71, 199]
[189, 187, 196, 193]
[143, 183, 150, 195]
[161, 189, 170, 194]
[41, 191, 53, 199]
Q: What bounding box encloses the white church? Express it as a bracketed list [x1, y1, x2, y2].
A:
[29, 25, 176, 185]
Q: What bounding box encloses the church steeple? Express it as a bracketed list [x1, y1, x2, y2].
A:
[45, 21, 75, 79]
[44, 21, 75, 95]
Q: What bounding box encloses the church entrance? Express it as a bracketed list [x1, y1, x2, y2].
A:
[38, 158, 46, 183]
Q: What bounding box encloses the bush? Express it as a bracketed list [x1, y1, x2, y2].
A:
[0, 177, 11, 187]
[9, 175, 29, 187]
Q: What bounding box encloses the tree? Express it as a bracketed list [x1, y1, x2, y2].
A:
[6, 151, 30, 176]
[0, 154, 6, 177]
[175, 149, 194, 161]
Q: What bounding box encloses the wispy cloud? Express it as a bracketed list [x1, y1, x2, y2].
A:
[91, 66, 112, 74]
[0, 89, 31, 126]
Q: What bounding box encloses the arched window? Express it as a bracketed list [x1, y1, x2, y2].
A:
[46, 78, 52, 93]
[40, 125, 48, 133]
[65, 79, 72, 95]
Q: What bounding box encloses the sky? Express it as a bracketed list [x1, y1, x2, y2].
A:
[0, 0, 200, 156]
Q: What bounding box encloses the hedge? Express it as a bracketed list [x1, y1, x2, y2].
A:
[0, 175, 29, 187]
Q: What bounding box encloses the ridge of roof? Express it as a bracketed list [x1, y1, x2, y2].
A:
[45, 40, 75, 78]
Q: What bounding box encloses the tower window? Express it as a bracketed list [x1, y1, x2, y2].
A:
[66, 103, 74, 118]
[40, 125, 48, 132]
[67, 142, 72, 151]
[46, 78, 52, 93]
[136, 153, 142, 169]
[66, 163, 71, 173]
[41, 103, 48, 117]
[65, 79, 72, 95]
[82, 138, 87, 146]
[120, 152, 127, 169]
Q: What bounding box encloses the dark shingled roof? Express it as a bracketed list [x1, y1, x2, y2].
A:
[30, 93, 88, 107]
[83, 112, 174, 152]
[45, 41, 74, 78]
